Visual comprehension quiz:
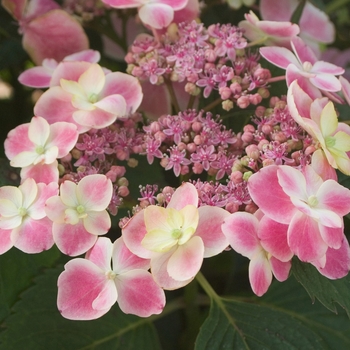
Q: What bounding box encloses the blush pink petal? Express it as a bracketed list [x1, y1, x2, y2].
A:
[248, 165, 297, 224]
[258, 216, 292, 262]
[10, 151, 38, 168]
[310, 74, 342, 92]
[83, 210, 111, 236]
[72, 108, 117, 130]
[122, 211, 152, 259]
[64, 49, 101, 63]
[249, 251, 272, 296]
[288, 211, 327, 262]
[94, 94, 127, 116]
[78, 63, 105, 96]
[23, 10, 88, 65]
[259, 0, 293, 21]
[112, 237, 150, 274]
[20, 178, 38, 208]
[290, 36, 317, 65]
[0, 228, 13, 254]
[257, 20, 299, 38]
[12, 217, 54, 253]
[222, 212, 260, 258]
[102, 0, 145, 7]
[318, 224, 344, 250]
[86, 237, 113, 271]
[138, 4, 174, 29]
[310, 149, 337, 181]
[24, 0, 60, 20]
[312, 61, 344, 75]
[60, 181, 79, 208]
[53, 221, 97, 256]
[20, 162, 59, 184]
[18, 66, 53, 88]
[76, 174, 112, 211]
[115, 269, 166, 317]
[57, 258, 116, 320]
[167, 182, 198, 210]
[50, 61, 93, 87]
[259, 46, 299, 69]
[28, 116, 49, 145]
[195, 206, 229, 257]
[0, 215, 22, 230]
[167, 236, 204, 281]
[48, 122, 78, 158]
[276, 166, 307, 200]
[269, 256, 291, 282]
[158, 0, 188, 9]
[4, 123, 33, 160]
[340, 76, 350, 105]
[2, 0, 27, 20]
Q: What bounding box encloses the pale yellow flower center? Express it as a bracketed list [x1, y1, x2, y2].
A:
[35, 145, 45, 155]
[307, 195, 318, 207]
[18, 207, 27, 217]
[76, 204, 87, 218]
[302, 61, 313, 72]
[89, 93, 98, 104]
[325, 135, 336, 148]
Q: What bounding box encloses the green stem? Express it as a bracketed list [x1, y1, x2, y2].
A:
[202, 97, 222, 112]
[326, 0, 350, 14]
[164, 78, 180, 114]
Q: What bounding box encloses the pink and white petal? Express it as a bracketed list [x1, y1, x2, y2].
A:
[64, 208, 80, 225]
[60, 180, 79, 208]
[45, 196, 67, 223]
[18, 66, 53, 88]
[259, 46, 299, 69]
[317, 179, 350, 216]
[85, 236, 113, 271]
[167, 182, 198, 210]
[269, 256, 291, 282]
[122, 210, 152, 259]
[12, 217, 54, 253]
[167, 236, 204, 281]
[24, 0, 60, 20]
[138, 4, 174, 29]
[112, 237, 150, 274]
[288, 211, 327, 262]
[318, 223, 344, 249]
[258, 216, 292, 262]
[4, 123, 32, 160]
[10, 151, 38, 168]
[91, 279, 118, 312]
[195, 206, 229, 258]
[249, 251, 272, 296]
[83, 210, 111, 236]
[64, 49, 101, 63]
[2, 0, 27, 21]
[151, 248, 193, 290]
[334, 131, 350, 152]
[94, 94, 127, 116]
[313, 238, 350, 279]
[115, 269, 165, 317]
[0, 228, 14, 254]
[72, 108, 117, 129]
[248, 165, 297, 224]
[76, 174, 113, 211]
[257, 20, 299, 38]
[302, 165, 324, 195]
[222, 212, 261, 259]
[20, 178, 38, 209]
[78, 63, 105, 96]
[101, 0, 145, 8]
[57, 258, 116, 320]
[0, 195, 22, 217]
[53, 221, 97, 256]
[158, 0, 188, 10]
[101, 72, 143, 114]
[287, 80, 312, 121]
[144, 206, 172, 235]
[260, 0, 294, 21]
[20, 162, 59, 184]
[47, 122, 78, 158]
[312, 61, 344, 75]
[23, 10, 89, 65]
[290, 37, 317, 65]
[28, 116, 50, 146]
[310, 149, 337, 181]
[340, 76, 350, 106]
[277, 165, 307, 200]
[310, 74, 342, 92]
[0, 215, 22, 230]
[50, 61, 93, 87]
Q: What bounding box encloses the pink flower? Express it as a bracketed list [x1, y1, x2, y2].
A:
[34, 62, 143, 133]
[260, 37, 344, 99]
[2, 0, 88, 64]
[0, 178, 58, 254]
[45, 174, 113, 256]
[4, 116, 78, 184]
[57, 237, 165, 320]
[102, 0, 188, 29]
[222, 211, 292, 296]
[122, 182, 229, 289]
[248, 164, 350, 266]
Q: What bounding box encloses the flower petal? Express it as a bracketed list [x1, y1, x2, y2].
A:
[138, 3, 174, 29]
[86, 236, 113, 271]
[0, 228, 14, 254]
[259, 46, 299, 69]
[269, 256, 291, 282]
[249, 250, 272, 296]
[83, 210, 111, 236]
[167, 182, 198, 210]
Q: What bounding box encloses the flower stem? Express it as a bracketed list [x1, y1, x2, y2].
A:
[202, 97, 222, 112]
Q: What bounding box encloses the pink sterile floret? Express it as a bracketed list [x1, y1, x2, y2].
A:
[102, 0, 188, 29]
[248, 164, 350, 273]
[4, 116, 78, 184]
[57, 236, 165, 320]
[222, 210, 292, 296]
[122, 182, 229, 290]
[45, 174, 113, 256]
[34, 62, 143, 133]
[0, 178, 58, 254]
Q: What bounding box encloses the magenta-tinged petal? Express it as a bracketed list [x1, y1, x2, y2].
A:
[222, 212, 261, 259]
[23, 10, 89, 65]
[53, 221, 97, 256]
[57, 258, 117, 320]
[2, 0, 27, 20]
[76, 174, 112, 212]
[18, 66, 53, 88]
[94, 94, 127, 116]
[151, 248, 193, 290]
[83, 210, 111, 236]
[310, 149, 337, 181]
[302, 164, 324, 195]
[167, 236, 204, 281]
[249, 251, 272, 296]
[138, 4, 174, 29]
[288, 211, 327, 262]
[312, 61, 344, 75]
[20, 162, 59, 185]
[195, 206, 229, 258]
[269, 256, 291, 282]
[115, 270, 166, 317]
[101, 72, 143, 114]
[158, 0, 188, 10]
[112, 237, 150, 274]
[47, 122, 78, 158]
[258, 216, 292, 262]
[86, 237, 113, 271]
[4, 123, 33, 161]
[260, 0, 294, 21]
[313, 238, 350, 279]
[64, 49, 101, 63]
[257, 20, 299, 38]
[290, 37, 317, 65]
[318, 224, 344, 250]
[340, 76, 350, 106]
[310, 74, 342, 92]
[101, 0, 144, 8]
[122, 210, 152, 260]
[277, 166, 307, 201]
[168, 182, 198, 210]
[72, 108, 117, 129]
[24, 0, 60, 20]
[259, 46, 299, 69]
[0, 228, 14, 254]
[248, 165, 297, 224]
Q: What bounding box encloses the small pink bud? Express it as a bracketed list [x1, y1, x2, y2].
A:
[249, 93, 262, 105]
[118, 185, 129, 197]
[219, 87, 232, 100]
[237, 95, 250, 109]
[245, 144, 260, 160]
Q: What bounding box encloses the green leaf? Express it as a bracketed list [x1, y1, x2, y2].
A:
[292, 257, 350, 317]
[0, 246, 61, 323]
[195, 275, 350, 349]
[0, 266, 162, 350]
